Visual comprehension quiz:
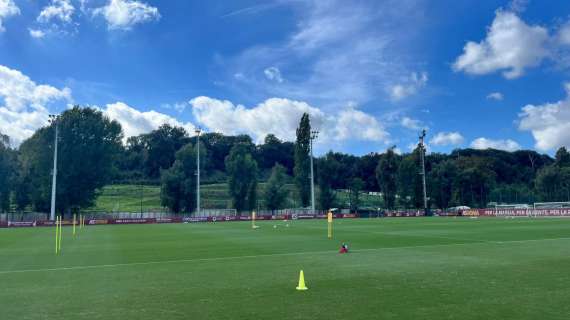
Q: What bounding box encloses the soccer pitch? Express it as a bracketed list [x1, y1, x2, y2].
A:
[2, 218, 570, 320]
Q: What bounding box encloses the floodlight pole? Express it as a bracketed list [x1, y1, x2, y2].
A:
[49, 115, 59, 221]
[195, 128, 201, 216]
[310, 130, 319, 212]
[419, 129, 428, 216]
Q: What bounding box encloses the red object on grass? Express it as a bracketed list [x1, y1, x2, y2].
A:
[339, 247, 348, 254]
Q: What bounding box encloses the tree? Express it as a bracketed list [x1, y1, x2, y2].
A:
[294, 113, 311, 207]
[18, 107, 123, 215]
[376, 147, 398, 209]
[141, 124, 189, 179]
[317, 153, 339, 210]
[397, 147, 423, 208]
[264, 164, 288, 211]
[160, 143, 205, 214]
[0, 135, 15, 212]
[555, 147, 570, 167]
[257, 134, 295, 174]
[348, 178, 364, 212]
[428, 160, 457, 209]
[226, 143, 258, 213]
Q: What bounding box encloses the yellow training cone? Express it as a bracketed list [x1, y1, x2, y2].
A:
[296, 270, 308, 291]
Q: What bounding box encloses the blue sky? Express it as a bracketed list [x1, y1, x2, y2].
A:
[1, 0, 570, 156]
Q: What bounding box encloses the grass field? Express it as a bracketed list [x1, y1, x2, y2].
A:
[86, 183, 384, 213]
[1, 217, 570, 319]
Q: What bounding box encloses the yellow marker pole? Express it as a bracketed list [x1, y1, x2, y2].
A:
[58, 216, 62, 253]
[73, 214, 76, 237]
[327, 211, 333, 239]
[251, 211, 256, 229]
[55, 216, 59, 254]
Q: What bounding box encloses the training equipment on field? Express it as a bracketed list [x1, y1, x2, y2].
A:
[327, 211, 333, 239]
[252, 211, 260, 229]
[296, 270, 308, 291]
[73, 214, 76, 237]
[54, 216, 59, 254]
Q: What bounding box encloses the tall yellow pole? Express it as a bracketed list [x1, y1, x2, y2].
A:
[327, 211, 333, 239]
[251, 211, 256, 229]
[73, 214, 76, 237]
[58, 215, 62, 253]
[55, 216, 59, 254]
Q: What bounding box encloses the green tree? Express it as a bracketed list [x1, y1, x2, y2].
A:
[428, 160, 457, 209]
[141, 124, 189, 179]
[348, 178, 364, 212]
[160, 142, 205, 214]
[555, 147, 570, 167]
[18, 107, 123, 215]
[397, 147, 423, 208]
[317, 153, 339, 210]
[264, 164, 288, 211]
[376, 147, 398, 209]
[535, 165, 570, 202]
[294, 113, 311, 207]
[226, 143, 258, 213]
[0, 134, 14, 212]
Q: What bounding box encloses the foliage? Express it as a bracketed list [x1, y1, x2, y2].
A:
[376, 147, 398, 209]
[226, 143, 258, 213]
[294, 113, 311, 207]
[264, 164, 289, 211]
[18, 107, 123, 215]
[348, 178, 364, 212]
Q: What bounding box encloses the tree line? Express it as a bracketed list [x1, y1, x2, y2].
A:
[1, 106, 569, 216]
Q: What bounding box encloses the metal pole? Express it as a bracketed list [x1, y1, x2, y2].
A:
[310, 131, 318, 212]
[195, 128, 201, 216]
[50, 116, 59, 221]
[419, 130, 428, 215]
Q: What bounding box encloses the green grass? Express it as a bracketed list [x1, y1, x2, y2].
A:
[88, 183, 384, 213]
[2, 217, 570, 319]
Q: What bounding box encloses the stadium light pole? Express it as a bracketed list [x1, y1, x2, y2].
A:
[195, 127, 201, 216]
[419, 129, 428, 216]
[49, 114, 59, 221]
[310, 130, 319, 212]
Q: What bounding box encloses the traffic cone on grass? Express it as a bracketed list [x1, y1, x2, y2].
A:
[296, 270, 308, 291]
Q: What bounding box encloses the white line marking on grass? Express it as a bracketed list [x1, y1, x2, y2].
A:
[2, 236, 570, 275]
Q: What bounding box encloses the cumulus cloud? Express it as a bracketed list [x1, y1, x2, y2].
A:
[38, 0, 75, 24]
[264, 67, 284, 83]
[0, 0, 19, 32]
[93, 0, 160, 30]
[400, 116, 426, 131]
[190, 96, 389, 144]
[101, 102, 195, 140]
[29, 29, 46, 39]
[518, 83, 570, 151]
[0, 65, 72, 146]
[487, 92, 504, 101]
[470, 137, 521, 151]
[453, 10, 549, 79]
[388, 72, 428, 101]
[430, 132, 464, 146]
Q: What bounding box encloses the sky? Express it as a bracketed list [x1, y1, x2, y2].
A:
[1, 0, 570, 156]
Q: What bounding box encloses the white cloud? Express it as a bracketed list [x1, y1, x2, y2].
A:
[430, 132, 464, 146]
[101, 102, 195, 140]
[264, 67, 284, 83]
[470, 137, 521, 151]
[38, 0, 75, 24]
[518, 83, 570, 151]
[487, 92, 504, 101]
[190, 96, 389, 145]
[453, 10, 549, 79]
[29, 29, 46, 39]
[400, 116, 425, 131]
[0, 0, 20, 32]
[93, 0, 160, 30]
[222, 1, 427, 107]
[388, 72, 428, 101]
[0, 65, 72, 146]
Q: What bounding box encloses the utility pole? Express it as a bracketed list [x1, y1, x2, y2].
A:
[419, 129, 428, 216]
[195, 127, 201, 216]
[310, 130, 319, 212]
[49, 115, 59, 221]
